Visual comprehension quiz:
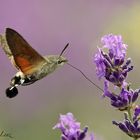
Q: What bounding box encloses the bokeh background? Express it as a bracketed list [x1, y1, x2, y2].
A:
[0, 0, 140, 139]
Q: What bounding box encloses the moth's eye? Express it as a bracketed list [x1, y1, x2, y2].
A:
[57, 60, 62, 64]
[57, 59, 67, 64]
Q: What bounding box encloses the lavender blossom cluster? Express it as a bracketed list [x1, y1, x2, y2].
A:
[94, 34, 140, 140]
[53, 113, 94, 140]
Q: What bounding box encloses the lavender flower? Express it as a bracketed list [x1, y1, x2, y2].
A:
[94, 34, 140, 140]
[113, 107, 140, 139]
[94, 34, 133, 87]
[104, 81, 140, 111]
[53, 112, 91, 140]
[101, 34, 127, 60]
[134, 105, 140, 119]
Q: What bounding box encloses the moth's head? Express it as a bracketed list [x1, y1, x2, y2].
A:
[44, 55, 68, 66]
[45, 43, 69, 67]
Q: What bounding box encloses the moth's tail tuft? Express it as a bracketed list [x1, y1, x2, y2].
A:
[5, 87, 18, 98]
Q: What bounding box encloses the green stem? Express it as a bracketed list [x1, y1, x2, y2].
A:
[127, 107, 133, 122]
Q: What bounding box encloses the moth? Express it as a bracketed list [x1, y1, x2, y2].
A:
[0, 28, 68, 98]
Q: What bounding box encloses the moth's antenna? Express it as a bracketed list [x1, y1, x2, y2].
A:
[67, 63, 104, 92]
[59, 43, 69, 56]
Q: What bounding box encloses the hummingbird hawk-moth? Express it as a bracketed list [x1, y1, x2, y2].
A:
[0, 28, 68, 98]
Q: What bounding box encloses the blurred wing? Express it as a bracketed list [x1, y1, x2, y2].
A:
[5, 28, 46, 75]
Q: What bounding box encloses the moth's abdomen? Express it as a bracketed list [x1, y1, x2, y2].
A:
[21, 76, 37, 86]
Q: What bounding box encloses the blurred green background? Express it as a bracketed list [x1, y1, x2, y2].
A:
[0, 0, 140, 139]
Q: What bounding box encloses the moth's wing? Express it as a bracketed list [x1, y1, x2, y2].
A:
[0, 34, 17, 68]
[5, 28, 47, 75]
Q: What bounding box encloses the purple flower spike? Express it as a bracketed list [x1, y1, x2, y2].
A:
[113, 112, 140, 139]
[53, 113, 92, 140]
[95, 34, 140, 139]
[103, 81, 140, 110]
[94, 34, 133, 87]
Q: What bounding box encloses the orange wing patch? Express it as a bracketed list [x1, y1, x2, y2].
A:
[15, 56, 33, 73]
